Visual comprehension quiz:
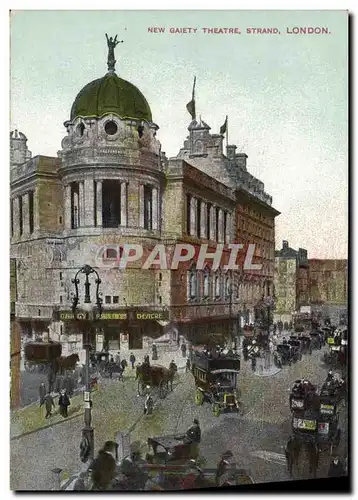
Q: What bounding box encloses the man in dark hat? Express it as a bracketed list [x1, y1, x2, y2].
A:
[328, 457, 346, 477]
[185, 419, 201, 444]
[39, 382, 46, 407]
[44, 392, 55, 419]
[215, 451, 233, 485]
[58, 389, 71, 418]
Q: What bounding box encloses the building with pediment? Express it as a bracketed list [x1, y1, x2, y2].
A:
[10, 38, 279, 357]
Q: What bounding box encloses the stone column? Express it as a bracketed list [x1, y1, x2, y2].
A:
[139, 184, 145, 228]
[209, 205, 216, 241]
[64, 184, 71, 230]
[200, 201, 206, 238]
[12, 197, 20, 239]
[127, 181, 140, 228]
[189, 197, 197, 237]
[120, 182, 128, 227]
[152, 187, 158, 230]
[34, 187, 40, 232]
[96, 181, 102, 227]
[22, 193, 30, 236]
[79, 181, 84, 227]
[225, 213, 231, 244]
[218, 209, 224, 243]
[84, 179, 95, 227]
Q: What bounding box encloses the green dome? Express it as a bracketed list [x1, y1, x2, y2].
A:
[70, 73, 152, 122]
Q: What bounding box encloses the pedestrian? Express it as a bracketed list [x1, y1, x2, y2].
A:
[110, 355, 114, 363]
[144, 393, 154, 415]
[120, 358, 127, 372]
[185, 419, 201, 444]
[39, 382, 46, 407]
[58, 389, 71, 418]
[181, 343, 187, 358]
[129, 353, 136, 369]
[328, 457, 346, 477]
[186, 358, 191, 373]
[44, 392, 55, 419]
[152, 343, 158, 361]
[285, 436, 300, 476]
[115, 352, 121, 365]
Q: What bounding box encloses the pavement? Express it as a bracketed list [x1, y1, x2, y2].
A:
[11, 337, 347, 490]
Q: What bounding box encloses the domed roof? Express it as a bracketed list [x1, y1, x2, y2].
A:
[70, 72, 152, 122]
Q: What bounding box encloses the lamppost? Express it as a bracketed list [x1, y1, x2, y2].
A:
[71, 264, 103, 463]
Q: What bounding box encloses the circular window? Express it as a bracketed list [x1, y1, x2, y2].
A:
[104, 121, 118, 135]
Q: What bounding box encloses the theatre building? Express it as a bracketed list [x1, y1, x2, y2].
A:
[10, 38, 279, 357]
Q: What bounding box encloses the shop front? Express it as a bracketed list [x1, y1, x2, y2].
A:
[57, 308, 170, 353]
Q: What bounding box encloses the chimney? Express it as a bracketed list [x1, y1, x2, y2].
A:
[236, 153, 248, 169]
[283, 240, 289, 250]
[226, 144, 237, 160]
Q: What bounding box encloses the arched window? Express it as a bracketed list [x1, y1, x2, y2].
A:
[187, 265, 197, 300]
[214, 274, 221, 299]
[203, 267, 210, 298]
[225, 274, 231, 299]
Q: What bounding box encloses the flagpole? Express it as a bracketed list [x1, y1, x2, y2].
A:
[226, 115, 229, 147]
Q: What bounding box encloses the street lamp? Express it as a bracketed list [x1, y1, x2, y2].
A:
[71, 264, 103, 464]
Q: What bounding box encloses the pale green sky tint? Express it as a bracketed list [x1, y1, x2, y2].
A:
[10, 10, 348, 258]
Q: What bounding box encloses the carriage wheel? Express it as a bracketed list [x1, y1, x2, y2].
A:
[212, 403, 221, 417]
[159, 380, 168, 399]
[137, 380, 146, 396]
[195, 389, 204, 406]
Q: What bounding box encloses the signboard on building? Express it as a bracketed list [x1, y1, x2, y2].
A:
[134, 310, 169, 321]
[58, 311, 128, 321]
[10, 259, 17, 316]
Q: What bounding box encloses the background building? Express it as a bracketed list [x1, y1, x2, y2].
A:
[273, 240, 309, 323]
[10, 40, 279, 357]
[308, 258, 348, 324]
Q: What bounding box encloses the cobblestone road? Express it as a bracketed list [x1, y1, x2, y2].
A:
[10, 343, 347, 490]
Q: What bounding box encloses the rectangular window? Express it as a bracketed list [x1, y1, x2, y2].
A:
[29, 191, 34, 234]
[215, 207, 220, 241]
[196, 200, 201, 238]
[206, 203, 211, 239]
[105, 295, 112, 304]
[186, 194, 191, 234]
[60, 272, 63, 280]
[144, 185, 153, 230]
[10, 199, 14, 237]
[59, 296, 63, 304]
[113, 296, 119, 304]
[19, 196, 23, 236]
[71, 182, 80, 229]
[94, 180, 97, 227]
[158, 296, 162, 305]
[223, 211, 227, 241]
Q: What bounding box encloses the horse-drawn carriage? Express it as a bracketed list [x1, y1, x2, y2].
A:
[324, 327, 348, 367]
[289, 377, 342, 457]
[191, 351, 242, 417]
[287, 339, 302, 361]
[24, 341, 62, 373]
[273, 343, 295, 367]
[146, 435, 199, 466]
[90, 352, 124, 379]
[136, 363, 175, 399]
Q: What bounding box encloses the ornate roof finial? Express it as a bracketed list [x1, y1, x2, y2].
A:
[105, 34, 123, 74]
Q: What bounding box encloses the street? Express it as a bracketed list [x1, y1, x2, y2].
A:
[10, 344, 347, 490]
[19, 361, 47, 408]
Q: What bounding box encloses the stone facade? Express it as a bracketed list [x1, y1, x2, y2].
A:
[10, 51, 279, 352]
[273, 240, 309, 323]
[308, 259, 348, 306]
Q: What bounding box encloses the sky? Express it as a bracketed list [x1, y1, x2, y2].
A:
[10, 9, 348, 259]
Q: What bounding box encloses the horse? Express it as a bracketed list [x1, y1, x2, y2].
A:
[285, 436, 302, 476]
[136, 363, 176, 393]
[52, 354, 80, 376]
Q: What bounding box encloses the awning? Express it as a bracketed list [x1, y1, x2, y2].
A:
[157, 320, 171, 327]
